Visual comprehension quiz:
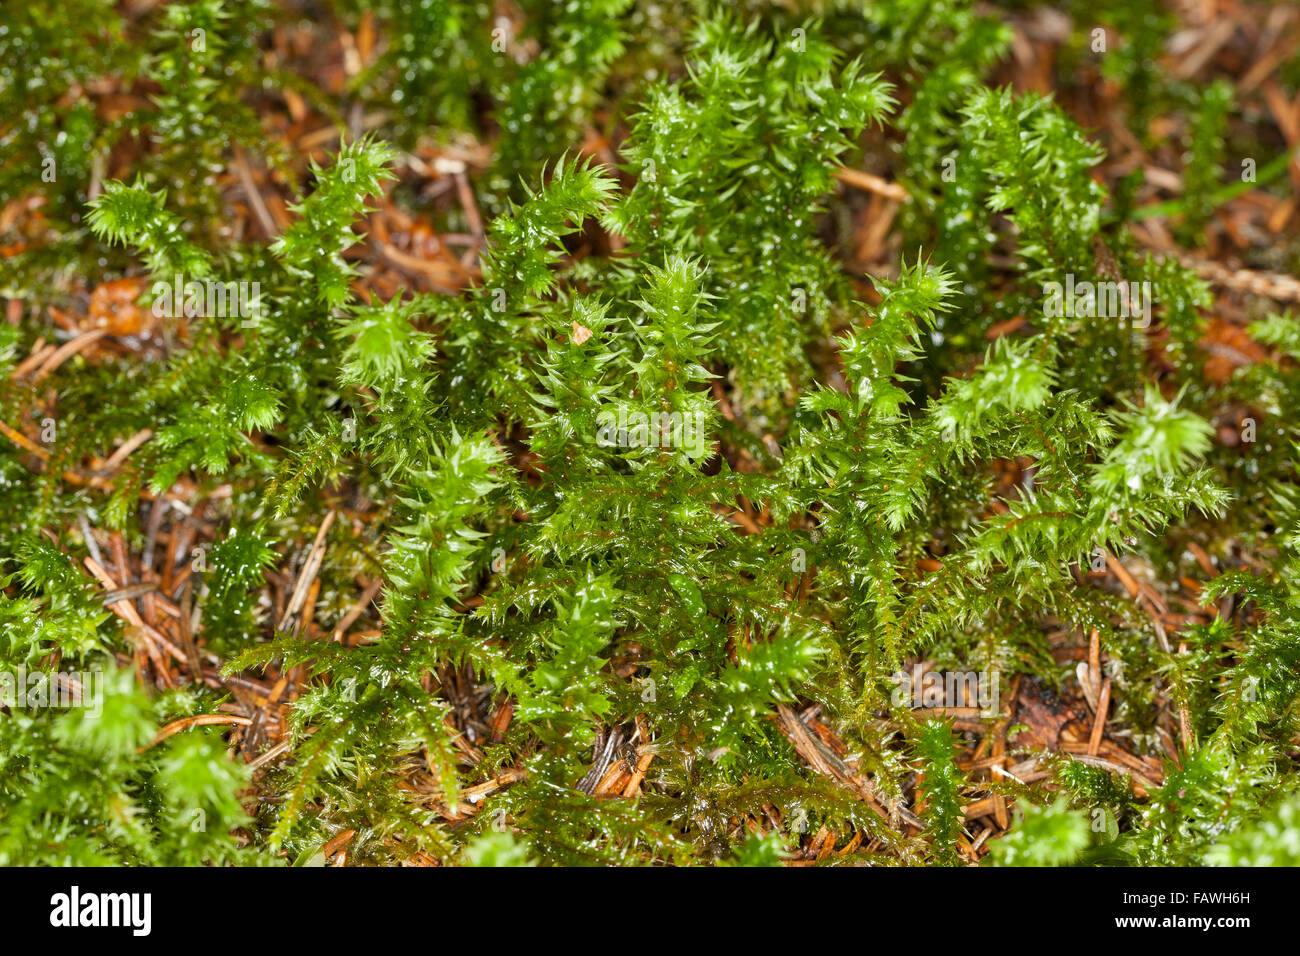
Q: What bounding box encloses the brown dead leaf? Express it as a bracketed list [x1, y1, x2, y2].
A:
[88, 277, 154, 337]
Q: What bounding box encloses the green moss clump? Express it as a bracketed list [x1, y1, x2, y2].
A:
[2, 0, 1298, 867]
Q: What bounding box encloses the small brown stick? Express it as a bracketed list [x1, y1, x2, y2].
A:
[1061, 741, 1164, 787]
[177, 584, 206, 684]
[97, 428, 153, 476]
[232, 147, 279, 240]
[87, 152, 105, 201]
[1079, 627, 1103, 712]
[78, 512, 106, 569]
[489, 701, 514, 742]
[101, 582, 158, 605]
[299, 577, 322, 641]
[1187, 542, 1218, 578]
[247, 739, 291, 771]
[1088, 628, 1101, 696]
[1178, 697, 1193, 754]
[331, 577, 383, 642]
[775, 704, 925, 831]
[592, 761, 629, 796]
[1067, 753, 1159, 796]
[377, 240, 469, 292]
[441, 767, 528, 820]
[1162, 252, 1300, 303]
[0, 419, 154, 496]
[109, 532, 132, 592]
[1239, 23, 1300, 93]
[1104, 552, 1142, 602]
[618, 715, 656, 797]
[141, 497, 165, 576]
[277, 510, 336, 633]
[727, 507, 761, 535]
[11, 339, 54, 378]
[321, 829, 357, 859]
[1087, 678, 1112, 757]
[622, 749, 656, 798]
[834, 167, 908, 202]
[85, 556, 147, 630]
[144, 714, 253, 750]
[577, 730, 619, 795]
[0, 419, 50, 459]
[84, 556, 187, 665]
[454, 171, 484, 268]
[30, 328, 107, 382]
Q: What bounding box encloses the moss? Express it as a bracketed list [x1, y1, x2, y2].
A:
[1, 0, 1298, 867]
